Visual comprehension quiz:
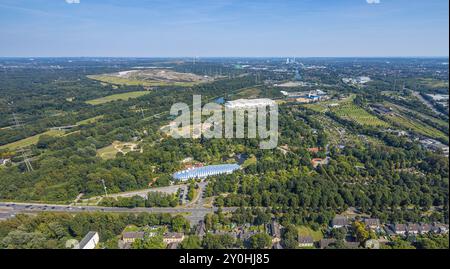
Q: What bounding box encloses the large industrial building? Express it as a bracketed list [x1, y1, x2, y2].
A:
[173, 164, 241, 181]
[224, 98, 276, 110]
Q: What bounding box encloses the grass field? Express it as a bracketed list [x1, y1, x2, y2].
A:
[241, 155, 257, 168]
[297, 226, 323, 241]
[96, 141, 141, 160]
[76, 115, 104, 125]
[96, 144, 119, 160]
[86, 91, 151, 105]
[233, 87, 262, 99]
[0, 130, 65, 150]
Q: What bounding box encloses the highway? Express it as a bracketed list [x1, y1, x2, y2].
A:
[0, 202, 236, 224]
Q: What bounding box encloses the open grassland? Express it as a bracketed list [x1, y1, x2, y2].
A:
[96, 144, 119, 160]
[331, 103, 389, 127]
[233, 87, 262, 99]
[0, 130, 65, 150]
[76, 115, 104, 125]
[85, 91, 151, 105]
[96, 141, 141, 160]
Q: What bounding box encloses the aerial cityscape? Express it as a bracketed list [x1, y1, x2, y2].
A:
[0, 0, 448, 254]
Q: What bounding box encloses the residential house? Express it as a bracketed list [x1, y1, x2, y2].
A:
[393, 224, 407, 235]
[298, 236, 314, 248]
[344, 241, 360, 249]
[435, 223, 449, 234]
[163, 232, 185, 244]
[311, 158, 326, 168]
[122, 232, 145, 244]
[331, 216, 348, 228]
[307, 147, 320, 154]
[0, 158, 10, 166]
[407, 223, 420, 235]
[319, 238, 336, 249]
[268, 221, 282, 243]
[419, 223, 432, 234]
[364, 218, 380, 230]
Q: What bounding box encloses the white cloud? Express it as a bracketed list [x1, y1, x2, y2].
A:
[366, 0, 380, 4]
[65, 0, 80, 4]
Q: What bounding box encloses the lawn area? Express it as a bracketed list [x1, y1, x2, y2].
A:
[76, 115, 104, 125]
[86, 91, 151, 105]
[0, 130, 65, 150]
[241, 155, 257, 168]
[96, 144, 119, 160]
[297, 226, 323, 241]
[233, 87, 262, 99]
[96, 141, 141, 160]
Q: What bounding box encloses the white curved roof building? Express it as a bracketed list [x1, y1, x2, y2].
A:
[173, 164, 240, 181]
[225, 98, 275, 109]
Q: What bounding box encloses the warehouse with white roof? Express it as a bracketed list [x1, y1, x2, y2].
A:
[224, 98, 276, 109]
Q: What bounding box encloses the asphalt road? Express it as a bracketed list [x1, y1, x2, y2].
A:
[0, 202, 237, 224]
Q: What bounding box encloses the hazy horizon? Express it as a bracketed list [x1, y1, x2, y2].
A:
[0, 0, 448, 57]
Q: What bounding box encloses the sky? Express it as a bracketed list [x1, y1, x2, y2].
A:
[0, 0, 448, 57]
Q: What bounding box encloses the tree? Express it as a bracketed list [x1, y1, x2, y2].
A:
[281, 225, 298, 249]
[180, 235, 202, 249]
[248, 233, 272, 249]
[330, 227, 347, 241]
[132, 235, 166, 249]
[172, 215, 190, 233]
[352, 221, 369, 243]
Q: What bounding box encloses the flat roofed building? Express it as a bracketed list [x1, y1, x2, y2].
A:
[173, 164, 240, 181]
[225, 98, 275, 110]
